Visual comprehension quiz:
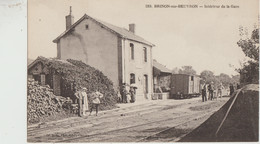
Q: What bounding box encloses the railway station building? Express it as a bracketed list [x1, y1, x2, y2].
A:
[52, 7, 154, 101]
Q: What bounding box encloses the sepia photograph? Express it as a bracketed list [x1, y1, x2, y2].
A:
[26, 0, 259, 142]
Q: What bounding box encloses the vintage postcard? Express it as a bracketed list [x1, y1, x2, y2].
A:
[27, 0, 259, 142]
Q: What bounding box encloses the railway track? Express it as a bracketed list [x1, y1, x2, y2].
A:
[137, 112, 214, 142]
[27, 105, 165, 136]
[57, 110, 215, 143]
[27, 102, 185, 136]
[27, 98, 228, 142]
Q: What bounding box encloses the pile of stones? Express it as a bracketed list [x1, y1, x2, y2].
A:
[27, 78, 71, 124]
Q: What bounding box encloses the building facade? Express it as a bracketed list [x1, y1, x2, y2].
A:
[53, 8, 154, 101]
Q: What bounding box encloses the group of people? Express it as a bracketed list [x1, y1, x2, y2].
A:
[201, 82, 219, 102]
[201, 81, 241, 102]
[73, 83, 137, 117]
[74, 87, 103, 117]
[118, 84, 137, 103]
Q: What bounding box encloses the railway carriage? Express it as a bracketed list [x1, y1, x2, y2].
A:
[170, 74, 201, 99]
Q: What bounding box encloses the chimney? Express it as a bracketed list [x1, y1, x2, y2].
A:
[65, 6, 74, 30]
[129, 23, 135, 34]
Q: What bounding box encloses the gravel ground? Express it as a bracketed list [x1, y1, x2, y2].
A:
[27, 96, 229, 142]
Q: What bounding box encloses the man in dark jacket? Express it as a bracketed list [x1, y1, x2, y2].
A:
[202, 83, 207, 102]
[121, 84, 128, 103]
[208, 82, 214, 100]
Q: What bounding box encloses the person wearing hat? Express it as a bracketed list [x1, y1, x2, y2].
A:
[75, 87, 89, 117]
[201, 81, 207, 102]
[117, 90, 122, 103]
[208, 82, 214, 100]
[121, 84, 128, 103]
[89, 90, 103, 116]
[129, 86, 136, 103]
[217, 83, 224, 98]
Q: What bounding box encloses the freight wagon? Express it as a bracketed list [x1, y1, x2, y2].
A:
[170, 74, 201, 99]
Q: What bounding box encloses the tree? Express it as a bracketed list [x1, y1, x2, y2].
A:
[230, 75, 240, 84]
[216, 73, 232, 87]
[178, 66, 197, 75]
[171, 67, 179, 74]
[237, 29, 259, 62]
[237, 28, 259, 84]
[200, 70, 218, 85]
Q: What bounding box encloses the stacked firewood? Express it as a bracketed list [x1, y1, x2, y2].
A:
[27, 78, 69, 124]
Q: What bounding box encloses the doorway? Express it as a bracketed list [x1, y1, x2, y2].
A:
[144, 75, 148, 94]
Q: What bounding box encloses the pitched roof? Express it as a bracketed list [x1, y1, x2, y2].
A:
[53, 14, 154, 46]
[153, 60, 172, 74]
[173, 73, 201, 77]
[28, 56, 73, 70]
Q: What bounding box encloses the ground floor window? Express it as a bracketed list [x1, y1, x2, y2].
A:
[130, 73, 135, 84]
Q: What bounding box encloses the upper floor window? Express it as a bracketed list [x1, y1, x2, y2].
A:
[130, 43, 134, 60]
[130, 73, 135, 84]
[191, 76, 194, 81]
[143, 47, 147, 62]
[85, 24, 89, 29]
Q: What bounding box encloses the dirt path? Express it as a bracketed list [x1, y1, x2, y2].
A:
[27, 97, 229, 142]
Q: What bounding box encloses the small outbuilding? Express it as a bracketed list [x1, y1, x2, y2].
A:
[153, 60, 172, 100]
[27, 56, 117, 110]
[28, 57, 68, 96]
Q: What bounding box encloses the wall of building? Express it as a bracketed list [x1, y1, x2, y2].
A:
[188, 76, 193, 94]
[193, 76, 201, 93]
[57, 18, 120, 88]
[188, 75, 201, 94]
[122, 39, 153, 101]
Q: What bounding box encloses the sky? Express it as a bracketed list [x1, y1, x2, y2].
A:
[28, 0, 259, 76]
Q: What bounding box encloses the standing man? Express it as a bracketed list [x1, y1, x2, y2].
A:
[89, 90, 103, 116]
[201, 82, 207, 102]
[217, 83, 224, 98]
[121, 84, 128, 103]
[117, 90, 122, 103]
[208, 82, 214, 100]
[75, 88, 82, 117]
